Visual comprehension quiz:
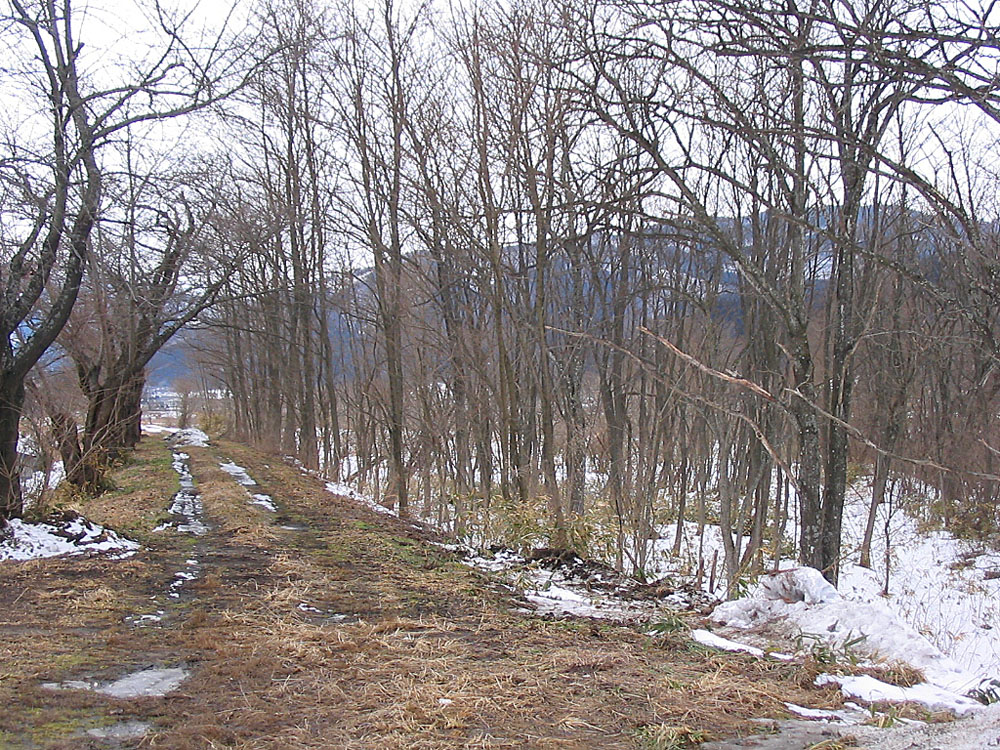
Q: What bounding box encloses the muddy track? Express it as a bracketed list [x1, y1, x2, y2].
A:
[0, 435, 849, 749]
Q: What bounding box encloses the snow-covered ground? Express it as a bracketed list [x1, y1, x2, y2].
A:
[838, 481, 1000, 683]
[642, 478, 1000, 693]
[711, 566, 990, 716]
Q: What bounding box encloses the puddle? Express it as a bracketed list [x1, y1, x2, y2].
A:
[700, 719, 848, 749]
[156, 452, 208, 535]
[43, 666, 188, 698]
[87, 719, 151, 741]
[279, 523, 307, 531]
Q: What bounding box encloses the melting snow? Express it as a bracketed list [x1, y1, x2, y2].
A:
[158, 452, 208, 535]
[86, 720, 150, 741]
[783, 702, 859, 721]
[460, 547, 700, 622]
[99, 666, 188, 698]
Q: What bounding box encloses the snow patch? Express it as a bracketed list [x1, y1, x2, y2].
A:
[169, 428, 209, 447]
[45, 667, 188, 698]
[324, 481, 396, 515]
[141, 424, 175, 435]
[250, 494, 277, 512]
[219, 461, 255, 486]
[0, 516, 139, 561]
[692, 628, 764, 657]
[815, 673, 983, 716]
[219, 461, 278, 512]
[691, 629, 793, 660]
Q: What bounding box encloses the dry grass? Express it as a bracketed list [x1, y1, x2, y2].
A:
[1, 436, 852, 749]
[867, 660, 926, 688]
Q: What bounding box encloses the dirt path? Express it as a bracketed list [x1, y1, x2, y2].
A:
[1, 435, 857, 749]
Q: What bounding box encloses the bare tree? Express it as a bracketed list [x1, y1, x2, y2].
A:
[1, 0, 251, 518]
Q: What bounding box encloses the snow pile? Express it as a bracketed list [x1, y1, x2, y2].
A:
[169, 428, 210, 447]
[711, 567, 986, 714]
[0, 515, 139, 561]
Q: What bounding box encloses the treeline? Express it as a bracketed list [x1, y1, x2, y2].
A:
[201, 0, 1000, 585]
[4, 0, 1000, 588]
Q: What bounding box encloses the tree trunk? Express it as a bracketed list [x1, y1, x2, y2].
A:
[0, 376, 25, 522]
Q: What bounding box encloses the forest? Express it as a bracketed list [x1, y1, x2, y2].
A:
[4, 0, 1000, 596]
